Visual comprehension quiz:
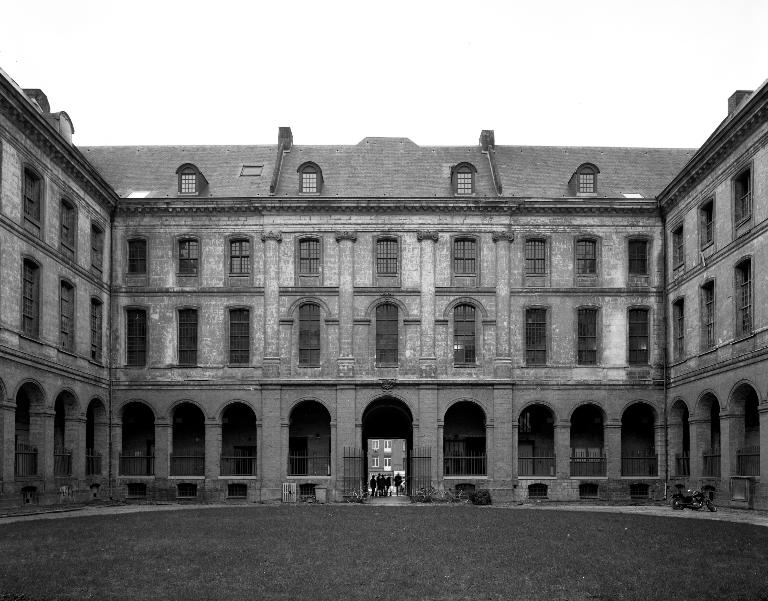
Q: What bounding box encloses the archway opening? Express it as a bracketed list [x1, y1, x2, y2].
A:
[443, 401, 486, 477]
[54, 391, 76, 477]
[570, 404, 605, 477]
[362, 397, 413, 496]
[731, 384, 760, 477]
[221, 403, 257, 476]
[171, 403, 205, 477]
[289, 401, 331, 476]
[15, 382, 44, 478]
[669, 400, 690, 477]
[86, 398, 107, 476]
[518, 404, 555, 477]
[120, 402, 155, 476]
[621, 403, 657, 477]
[698, 393, 721, 478]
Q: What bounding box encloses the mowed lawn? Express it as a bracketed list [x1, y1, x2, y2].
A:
[1, 506, 767, 601]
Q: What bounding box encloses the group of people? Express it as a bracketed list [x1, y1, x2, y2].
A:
[369, 472, 404, 496]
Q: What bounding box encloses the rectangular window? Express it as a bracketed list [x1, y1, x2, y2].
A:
[375, 304, 398, 365]
[178, 309, 198, 365]
[525, 239, 546, 275]
[22, 260, 40, 338]
[385, 440, 392, 451]
[578, 172, 595, 194]
[373, 440, 379, 450]
[453, 239, 477, 275]
[576, 240, 597, 275]
[453, 304, 476, 364]
[577, 308, 597, 365]
[60, 201, 75, 260]
[384, 457, 392, 468]
[90, 299, 103, 362]
[299, 239, 320, 275]
[628, 309, 649, 365]
[180, 173, 196, 194]
[456, 171, 473, 195]
[700, 200, 714, 247]
[673, 300, 685, 360]
[91, 224, 104, 274]
[526, 308, 547, 365]
[736, 261, 752, 337]
[178, 239, 199, 275]
[734, 168, 752, 225]
[60, 282, 74, 351]
[298, 304, 321, 366]
[302, 172, 317, 193]
[23, 169, 42, 235]
[229, 309, 250, 365]
[701, 282, 715, 350]
[628, 240, 648, 275]
[230, 239, 250, 275]
[373, 456, 379, 467]
[127, 239, 147, 274]
[376, 238, 398, 275]
[126, 309, 147, 366]
[672, 225, 684, 268]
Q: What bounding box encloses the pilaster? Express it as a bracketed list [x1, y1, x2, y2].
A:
[65, 417, 86, 481]
[262, 231, 282, 378]
[30, 409, 55, 482]
[492, 231, 514, 377]
[154, 420, 171, 479]
[554, 421, 571, 479]
[417, 231, 438, 378]
[605, 422, 622, 478]
[205, 420, 221, 480]
[0, 401, 15, 485]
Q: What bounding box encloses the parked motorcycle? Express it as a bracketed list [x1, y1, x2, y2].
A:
[671, 489, 717, 512]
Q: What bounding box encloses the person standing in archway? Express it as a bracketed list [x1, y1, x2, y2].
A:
[394, 473, 402, 496]
[370, 474, 377, 497]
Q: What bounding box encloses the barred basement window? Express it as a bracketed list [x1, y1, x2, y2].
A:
[629, 483, 649, 499]
[628, 239, 648, 276]
[298, 303, 321, 366]
[375, 303, 398, 365]
[733, 167, 752, 225]
[228, 483, 247, 498]
[525, 239, 546, 275]
[90, 299, 103, 362]
[177, 483, 198, 498]
[453, 238, 477, 275]
[127, 239, 147, 274]
[700, 199, 714, 247]
[229, 309, 250, 365]
[528, 483, 548, 499]
[126, 309, 147, 366]
[525, 308, 547, 365]
[299, 483, 316, 499]
[60, 199, 76, 260]
[700, 281, 715, 350]
[453, 304, 476, 365]
[628, 308, 649, 365]
[229, 239, 250, 274]
[126, 482, 147, 498]
[577, 308, 597, 365]
[91, 223, 104, 274]
[376, 238, 399, 275]
[298, 238, 320, 275]
[178, 239, 199, 275]
[23, 167, 42, 236]
[22, 259, 40, 338]
[673, 299, 685, 360]
[178, 309, 198, 365]
[575, 239, 596, 275]
[60, 281, 74, 351]
[735, 259, 752, 337]
[579, 482, 599, 499]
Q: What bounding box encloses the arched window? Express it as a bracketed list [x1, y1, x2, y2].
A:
[570, 163, 599, 195]
[60, 199, 76, 260]
[23, 167, 43, 236]
[375, 303, 398, 365]
[298, 162, 323, 194]
[298, 303, 321, 366]
[453, 304, 476, 365]
[451, 163, 476, 195]
[90, 298, 103, 362]
[22, 258, 41, 338]
[672, 298, 685, 360]
[176, 163, 206, 195]
[59, 280, 75, 352]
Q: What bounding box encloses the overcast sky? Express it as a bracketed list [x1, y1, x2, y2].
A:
[1, 0, 766, 149]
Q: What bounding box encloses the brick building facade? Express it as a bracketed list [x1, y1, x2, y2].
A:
[1, 67, 766, 508]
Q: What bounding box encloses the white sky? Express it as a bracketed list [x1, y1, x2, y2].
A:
[1, 0, 766, 149]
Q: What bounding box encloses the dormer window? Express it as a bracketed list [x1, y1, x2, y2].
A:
[298, 162, 323, 194]
[570, 163, 599, 196]
[451, 163, 476, 195]
[176, 163, 207, 195]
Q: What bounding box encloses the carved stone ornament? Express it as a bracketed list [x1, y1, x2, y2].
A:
[416, 230, 439, 242]
[261, 231, 282, 243]
[380, 379, 397, 391]
[381, 291, 394, 299]
[335, 231, 358, 242]
[492, 230, 515, 243]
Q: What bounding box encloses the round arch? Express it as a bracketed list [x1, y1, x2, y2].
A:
[167, 399, 209, 421]
[619, 400, 659, 423]
[516, 400, 557, 422]
[567, 400, 607, 422]
[364, 296, 411, 320]
[695, 390, 721, 420]
[286, 396, 334, 422]
[218, 399, 258, 422]
[442, 297, 489, 320]
[119, 399, 156, 421]
[285, 297, 333, 321]
[727, 380, 760, 413]
[15, 379, 47, 408]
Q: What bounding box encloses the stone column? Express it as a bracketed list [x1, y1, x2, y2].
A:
[417, 385, 438, 487]
[417, 231, 438, 378]
[30, 408, 55, 482]
[260, 385, 282, 501]
[654, 423, 666, 480]
[492, 231, 514, 377]
[94, 415, 110, 478]
[510, 421, 519, 482]
[554, 421, 571, 479]
[760, 402, 768, 484]
[492, 384, 514, 487]
[261, 231, 282, 378]
[0, 400, 16, 485]
[485, 422, 494, 480]
[436, 420, 444, 487]
[110, 421, 122, 480]
[205, 419, 221, 480]
[605, 422, 622, 479]
[335, 232, 357, 378]
[154, 419, 171, 479]
[65, 416, 86, 481]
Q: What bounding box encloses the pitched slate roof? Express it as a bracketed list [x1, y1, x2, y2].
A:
[80, 139, 695, 200]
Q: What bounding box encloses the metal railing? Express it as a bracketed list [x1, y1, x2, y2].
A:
[119, 454, 155, 476]
[15, 443, 38, 477]
[54, 449, 72, 477]
[675, 453, 690, 477]
[702, 449, 720, 478]
[288, 453, 331, 476]
[570, 452, 606, 477]
[621, 454, 658, 477]
[443, 453, 486, 476]
[86, 451, 102, 476]
[737, 446, 760, 477]
[221, 455, 257, 476]
[518, 452, 555, 477]
[171, 454, 205, 476]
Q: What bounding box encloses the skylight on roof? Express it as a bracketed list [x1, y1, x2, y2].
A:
[127, 191, 150, 198]
[622, 193, 644, 199]
[240, 165, 263, 176]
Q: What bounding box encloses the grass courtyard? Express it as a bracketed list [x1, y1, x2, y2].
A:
[1, 505, 767, 601]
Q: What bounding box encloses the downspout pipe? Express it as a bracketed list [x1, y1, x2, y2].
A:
[107, 206, 115, 498]
[661, 212, 670, 499]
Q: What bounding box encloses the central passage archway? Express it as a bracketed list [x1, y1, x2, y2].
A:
[361, 397, 416, 495]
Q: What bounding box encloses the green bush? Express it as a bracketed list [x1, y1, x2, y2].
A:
[469, 489, 492, 505]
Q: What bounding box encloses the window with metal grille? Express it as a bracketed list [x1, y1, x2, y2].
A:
[577, 308, 597, 365]
[91, 299, 103, 362]
[453, 238, 477, 275]
[177, 482, 198, 498]
[126, 482, 147, 497]
[672, 225, 684, 268]
[629, 483, 649, 499]
[299, 483, 316, 498]
[228, 483, 247, 498]
[735, 260, 752, 337]
[576, 239, 596, 275]
[673, 299, 685, 360]
[91, 223, 104, 273]
[229, 309, 250, 365]
[23, 168, 42, 234]
[453, 304, 476, 364]
[701, 281, 715, 350]
[180, 169, 197, 194]
[22, 259, 40, 338]
[628, 239, 648, 275]
[60, 200, 75, 260]
[733, 168, 751, 224]
[525, 239, 546, 275]
[376, 303, 398, 365]
[301, 169, 317, 193]
[628, 308, 649, 365]
[126, 309, 147, 366]
[59, 281, 74, 351]
[579, 482, 599, 499]
[578, 172, 595, 194]
[528, 483, 548, 498]
[456, 169, 473, 195]
[700, 200, 714, 247]
[178, 239, 199, 275]
[525, 308, 547, 365]
[376, 238, 398, 275]
[298, 239, 320, 275]
[298, 303, 321, 366]
[229, 239, 250, 274]
[178, 309, 198, 365]
[127, 239, 147, 274]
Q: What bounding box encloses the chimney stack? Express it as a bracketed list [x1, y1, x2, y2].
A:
[480, 129, 495, 151]
[728, 90, 753, 116]
[23, 89, 50, 113]
[278, 126, 293, 151]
